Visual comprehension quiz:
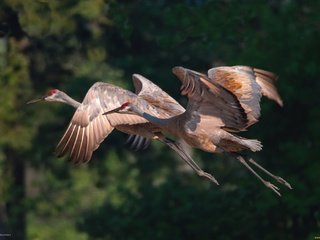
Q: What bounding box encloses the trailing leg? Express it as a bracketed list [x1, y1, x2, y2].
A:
[159, 137, 219, 185]
[248, 158, 292, 189]
[234, 155, 282, 196]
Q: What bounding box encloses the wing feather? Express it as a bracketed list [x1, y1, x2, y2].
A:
[235, 66, 283, 106]
[55, 90, 114, 163]
[84, 123, 93, 163]
[90, 118, 98, 151]
[132, 74, 185, 116]
[78, 127, 87, 163]
[56, 81, 185, 162]
[56, 123, 73, 151]
[56, 124, 76, 157]
[130, 74, 186, 150]
[207, 66, 283, 126]
[73, 127, 84, 163]
[106, 113, 149, 126]
[173, 66, 248, 131]
[70, 126, 81, 163]
[253, 68, 283, 106]
[67, 125, 79, 160]
[208, 66, 262, 126]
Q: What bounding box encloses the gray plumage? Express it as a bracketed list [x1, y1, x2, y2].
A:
[111, 66, 291, 196]
[28, 76, 218, 183]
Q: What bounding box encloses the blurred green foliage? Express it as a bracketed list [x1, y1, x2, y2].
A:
[0, 0, 319, 239]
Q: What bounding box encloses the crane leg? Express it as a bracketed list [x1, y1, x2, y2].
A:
[235, 155, 282, 196]
[160, 138, 219, 185]
[248, 158, 292, 189]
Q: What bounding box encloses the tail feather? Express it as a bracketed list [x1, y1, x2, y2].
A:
[243, 139, 263, 152]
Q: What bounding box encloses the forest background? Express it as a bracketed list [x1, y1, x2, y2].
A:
[0, 0, 319, 239]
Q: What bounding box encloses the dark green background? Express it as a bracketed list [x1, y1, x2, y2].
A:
[0, 0, 319, 239]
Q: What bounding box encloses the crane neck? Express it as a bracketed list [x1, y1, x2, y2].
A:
[60, 91, 81, 108]
[141, 112, 172, 127]
[130, 103, 175, 129]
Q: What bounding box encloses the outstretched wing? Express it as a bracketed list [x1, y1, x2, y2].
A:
[133, 74, 185, 116]
[253, 68, 283, 106]
[55, 104, 113, 163]
[56, 82, 150, 163]
[123, 74, 186, 150]
[208, 66, 262, 126]
[172, 66, 248, 132]
[208, 66, 282, 126]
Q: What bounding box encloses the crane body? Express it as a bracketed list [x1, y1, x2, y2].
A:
[105, 66, 291, 196]
[28, 77, 219, 184]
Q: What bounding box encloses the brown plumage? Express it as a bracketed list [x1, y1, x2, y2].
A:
[208, 66, 283, 126]
[108, 66, 291, 196]
[53, 83, 151, 163]
[28, 76, 218, 183]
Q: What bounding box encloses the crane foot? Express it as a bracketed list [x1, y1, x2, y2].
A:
[264, 181, 281, 197]
[274, 176, 292, 190]
[197, 170, 219, 185]
[248, 158, 292, 190]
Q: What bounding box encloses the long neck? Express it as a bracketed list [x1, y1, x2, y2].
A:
[127, 102, 184, 139]
[132, 106, 174, 130]
[59, 92, 81, 108]
[141, 112, 172, 126]
[141, 111, 182, 138]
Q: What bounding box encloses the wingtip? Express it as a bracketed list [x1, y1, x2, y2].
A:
[277, 99, 284, 107]
[54, 149, 64, 158]
[132, 73, 140, 79]
[172, 66, 185, 74]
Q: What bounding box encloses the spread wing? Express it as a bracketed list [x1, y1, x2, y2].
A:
[97, 83, 150, 127]
[253, 68, 283, 106]
[208, 66, 262, 126]
[122, 74, 186, 150]
[208, 66, 282, 126]
[132, 74, 185, 116]
[55, 104, 113, 163]
[56, 82, 150, 163]
[172, 66, 248, 132]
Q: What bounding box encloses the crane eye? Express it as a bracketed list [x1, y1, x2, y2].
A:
[47, 89, 58, 96]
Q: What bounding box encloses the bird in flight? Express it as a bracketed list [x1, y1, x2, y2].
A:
[27, 75, 218, 184]
[105, 66, 292, 196]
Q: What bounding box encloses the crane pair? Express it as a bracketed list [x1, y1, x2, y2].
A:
[28, 65, 292, 196]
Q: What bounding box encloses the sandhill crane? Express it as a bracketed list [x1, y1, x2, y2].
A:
[27, 76, 218, 184]
[105, 66, 292, 196]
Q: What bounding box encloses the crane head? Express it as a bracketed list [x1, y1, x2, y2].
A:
[27, 88, 60, 104]
[120, 101, 131, 110]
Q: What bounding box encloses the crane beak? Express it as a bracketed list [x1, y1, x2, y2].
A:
[103, 106, 122, 115]
[26, 96, 45, 104]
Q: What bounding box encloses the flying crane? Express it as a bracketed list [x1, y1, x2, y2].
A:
[105, 66, 292, 196]
[28, 75, 218, 184]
